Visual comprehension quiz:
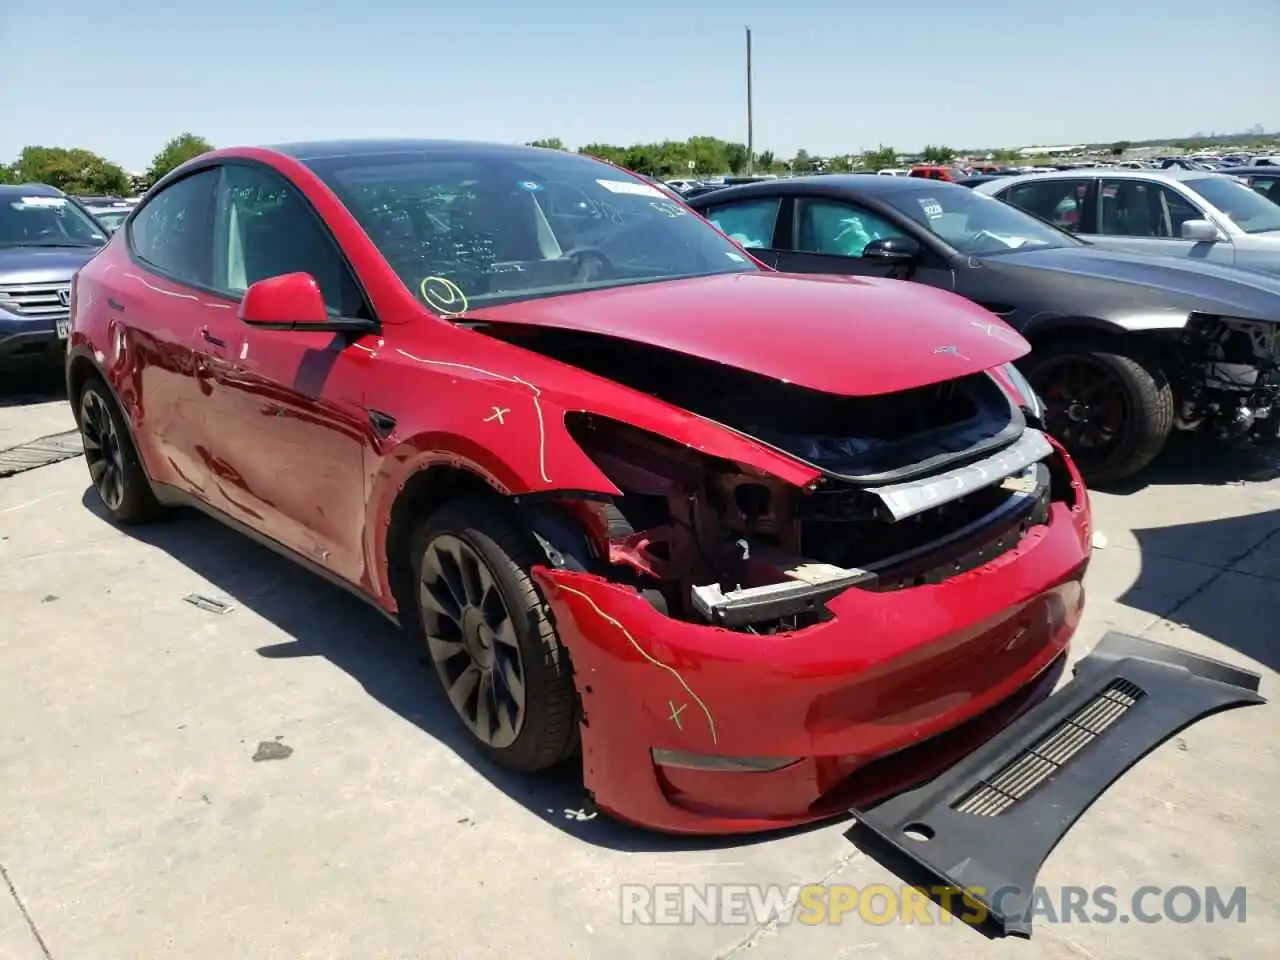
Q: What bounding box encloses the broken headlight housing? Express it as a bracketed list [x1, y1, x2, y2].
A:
[1000, 362, 1045, 423]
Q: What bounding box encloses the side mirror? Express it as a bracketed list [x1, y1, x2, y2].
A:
[239, 272, 331, 329]
[1181, 219, 1221, 243]
[862, 236, 921, 263]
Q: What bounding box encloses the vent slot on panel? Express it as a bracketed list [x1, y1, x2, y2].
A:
[951, 679, 1145, 817]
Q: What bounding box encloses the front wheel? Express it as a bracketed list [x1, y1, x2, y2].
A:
[410, 498, 578, 772]
[1022, 339, 1174, 486]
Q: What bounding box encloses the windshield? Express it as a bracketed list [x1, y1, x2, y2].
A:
[881, 183, 1078, 255]
[0, 195, 108, 247]
[304, 148, 758, 310]
[90, 209, 129, 232]
[1185, 176, 1280, 234]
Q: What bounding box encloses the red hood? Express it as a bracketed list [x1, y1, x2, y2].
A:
[469, 272, 1029, 396]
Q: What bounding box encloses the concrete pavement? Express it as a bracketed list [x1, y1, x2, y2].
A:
[1, 378, 1276, 959]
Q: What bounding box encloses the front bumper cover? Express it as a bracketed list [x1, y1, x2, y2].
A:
[846, 631, 1266, 938]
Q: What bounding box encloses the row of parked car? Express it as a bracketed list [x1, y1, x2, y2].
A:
[682, 163, 1280, 484]
[7, 151, 1280, 484]
[51, 139, 1263, 851]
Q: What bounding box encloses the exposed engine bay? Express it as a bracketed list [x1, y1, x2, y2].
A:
[493, 325, 1076, 634]
[1175, 314, 1280, 441]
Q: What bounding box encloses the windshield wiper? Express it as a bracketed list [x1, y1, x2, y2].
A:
[23, 241, 102, 248]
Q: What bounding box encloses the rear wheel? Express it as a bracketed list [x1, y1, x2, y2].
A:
[1023, 339, 1174, 486]
[410, 498, 578, 772]
[78, 377, 163, 524]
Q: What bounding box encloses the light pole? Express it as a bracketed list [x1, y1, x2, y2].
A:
[746, 25, 754, 175]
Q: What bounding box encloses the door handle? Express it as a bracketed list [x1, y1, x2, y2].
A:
[201, 327, 226, 347]
[107, 297, 126, 312]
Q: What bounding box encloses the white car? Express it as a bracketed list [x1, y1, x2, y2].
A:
[975, 168, 1280, 277]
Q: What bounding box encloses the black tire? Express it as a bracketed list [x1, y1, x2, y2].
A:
[1022, 339, 1174, 486]
[410, 498, 578, 772]
[78, 376, 163, 524]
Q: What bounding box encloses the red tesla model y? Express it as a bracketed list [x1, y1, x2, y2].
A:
[64, 142, 1259, 886]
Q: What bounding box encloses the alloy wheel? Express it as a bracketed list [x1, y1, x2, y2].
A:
[1033, 356, 1129, 473]
[81, 390, 126, 511]
[419, 533, 528, 749]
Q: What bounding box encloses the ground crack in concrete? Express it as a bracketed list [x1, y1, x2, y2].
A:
[715, 844, 866, 958]
[0, 862, 55, 959]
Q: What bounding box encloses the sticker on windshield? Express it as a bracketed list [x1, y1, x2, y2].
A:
[12, 196, 67, 210]
[725, 252, 746, 261]
[596, 178, 666, 199]
[918, 198, 944, 219]
[516, 180, 543, 192]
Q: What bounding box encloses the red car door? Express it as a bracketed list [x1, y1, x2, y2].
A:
[195, 162, 378, 582]
[96, 168, 224, 500]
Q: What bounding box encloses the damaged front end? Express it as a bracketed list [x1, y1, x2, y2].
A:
[491, 328, 1094, 833]
[529, 365, 1068, 635]
[1175, 312, 1280, 441]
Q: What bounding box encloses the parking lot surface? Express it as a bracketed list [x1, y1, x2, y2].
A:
[1, 373, 1277, 960]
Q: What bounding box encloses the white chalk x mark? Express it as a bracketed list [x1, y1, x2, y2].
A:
[668, 700, 687, 729]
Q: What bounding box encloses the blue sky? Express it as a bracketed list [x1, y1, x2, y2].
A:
[3, 0, 1277, 171]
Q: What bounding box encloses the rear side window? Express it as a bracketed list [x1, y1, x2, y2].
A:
[1004, 179, 1090, 231]
[128, 170, 218, 288]
[702, 198, 781, 249]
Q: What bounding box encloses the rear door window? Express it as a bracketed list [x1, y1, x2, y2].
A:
[1003, 179, 1091, 232]
[128, 169, 219, 288]
[702, 198, 781, 250]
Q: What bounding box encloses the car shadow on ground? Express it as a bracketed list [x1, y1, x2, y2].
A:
[78, 487, 837, 853]
[1119, 506, 1280, 674]
[0, 366, 66, 408]
[1100, 433, 1280, 494]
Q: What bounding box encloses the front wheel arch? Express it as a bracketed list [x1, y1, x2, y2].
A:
[1020, 333, 1175, 486]
[67, 351, 109, 427]
[384, 464, 503, 624]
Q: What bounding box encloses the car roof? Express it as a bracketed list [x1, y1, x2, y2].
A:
[0, 183, 64, 197]
[682, 173, 979, 210]
[996, 167, 1226, 185]
[1217, 166, 1280, 176]
[781, 174, 969, 196]
[264, 138, 568, 163]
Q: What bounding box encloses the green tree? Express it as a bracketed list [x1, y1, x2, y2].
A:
[723, 142, 749, 175]
[1109, 140, 1131, 156]
[526, 138, 566, 150]
[0, 164, 15, 185]
[921, 144, 955, 164]
[756, 150, 777, 172]
[863, 145, 898, 171]
[10, 146, 130, 194]
[792, 149, 817, 173]
[146, 133, 214, 186]
[578, 142, 631, 166]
